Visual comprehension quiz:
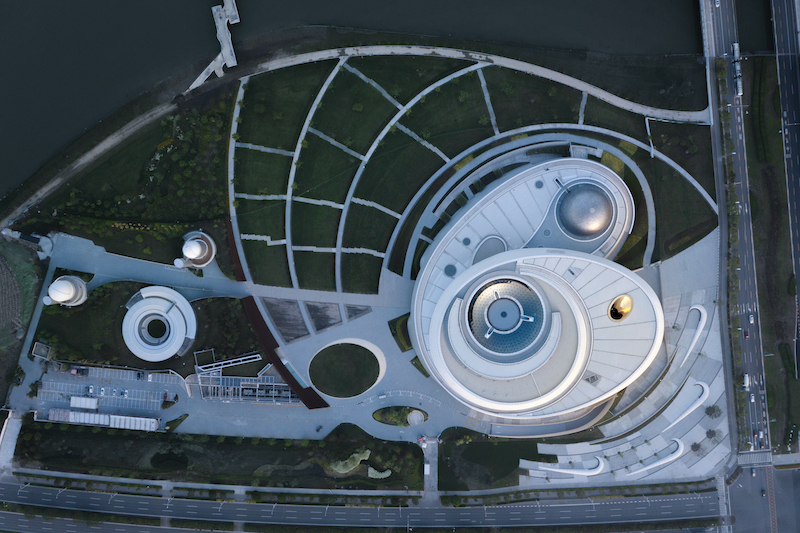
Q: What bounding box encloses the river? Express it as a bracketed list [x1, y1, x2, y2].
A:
[0, 0, 716, 198]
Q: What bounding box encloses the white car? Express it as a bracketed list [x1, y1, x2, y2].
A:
[751, 393, 755, 403]
[100, 387, 105, 396]
[749, 315, 754, 324]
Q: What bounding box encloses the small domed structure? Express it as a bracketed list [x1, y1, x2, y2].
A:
[43, 275, 88, 307]
[556, 184, 613, 239]
[174, 231, 216, 268]
[182, 239, 207, 260]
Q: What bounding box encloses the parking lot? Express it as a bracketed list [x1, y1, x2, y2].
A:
[36, 366, 186, 418]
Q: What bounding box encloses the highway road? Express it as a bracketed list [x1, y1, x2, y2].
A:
[0, 480, 719, 529]
[712, 0, 772, 457]
[771, 0, 800, 383]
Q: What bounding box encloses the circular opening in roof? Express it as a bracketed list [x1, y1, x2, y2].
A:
[147, 319, 167, 339]
[535, 180, 544, 189]
[609, 294, 633, 321]
[543, 229, 551, 237]
[466, 278, 545, 357]
[462, 237, 471, 246]
[444, 264, 457, 277]
[555, 183, 614, 239]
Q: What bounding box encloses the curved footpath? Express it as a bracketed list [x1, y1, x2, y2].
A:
[250, 45, 712, 124]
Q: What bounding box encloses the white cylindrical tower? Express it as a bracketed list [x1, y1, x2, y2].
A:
[43, 275, 88, 307]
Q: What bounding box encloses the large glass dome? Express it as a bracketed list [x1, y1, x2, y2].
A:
[466, 278, 544, 358]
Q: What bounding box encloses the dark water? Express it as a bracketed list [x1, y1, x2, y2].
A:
[735, 0, 775, 52]
[1, 0, 704, 198]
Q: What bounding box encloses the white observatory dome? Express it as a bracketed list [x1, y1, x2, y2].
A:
[182, 239, 207, 259]
[48, 278, 77, 303]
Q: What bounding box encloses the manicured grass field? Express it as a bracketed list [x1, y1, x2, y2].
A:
[482, 66, 581, 130]
[354, 130, 444, 213]
[235, 200, 285, 238]
[584, 96, 648, 143]
[308, 343, 379, 397]
[312, 70, 398, 155]
[651, 122, 715, 198]
[242, 242, 292, 288]
[341, 254, 383, 294]
[291, 203, 341, 249]
[234, 148, 292, 196]
[239, 61, 336, 150]
[342, 204, 397, 252]
[294, 251, 336, 292]
[401, 72, 495, 158]
[348, 56, 470, 105]
[294, 134, 360, 204]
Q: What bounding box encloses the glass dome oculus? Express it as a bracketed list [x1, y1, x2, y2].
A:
[466, 278, 544, 355]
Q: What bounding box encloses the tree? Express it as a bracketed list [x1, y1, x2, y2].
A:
[705, 405, 722, 419]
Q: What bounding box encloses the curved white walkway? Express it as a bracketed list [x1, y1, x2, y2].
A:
[249, 46, 711, 124]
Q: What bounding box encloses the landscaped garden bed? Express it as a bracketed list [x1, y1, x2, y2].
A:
[15, 416, 422, 489]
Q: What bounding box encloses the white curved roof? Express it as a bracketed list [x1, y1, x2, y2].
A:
[122, 286, 196, 363]
[410, 248, 664, 419]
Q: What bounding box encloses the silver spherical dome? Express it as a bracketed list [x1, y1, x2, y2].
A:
[556, 184, 613, 238]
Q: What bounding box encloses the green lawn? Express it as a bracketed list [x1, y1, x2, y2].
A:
[650, 122, 715, 198]
[13, 87, 235, 266]
[312, 70, 398, 155]
[744, 57, 798, 450]
[291, 203, 341, 248]
[584, 96, 648, 143]
[401, 72, 495, 158]
[242, 242, 292, 288]
[640, 153, 717, 261]
[294, 134, 360, 204]
[342, 203, 397, 252]
[482, 66, 581, 130]
[36, 282, 145, 366]
[189, 298, 260, 358]
[308, 343, 379, 397]
[238, 61, 336, 150]
[234, 149, 292, 196]
[15, 417, 422, 490]
[348, 56, 470, 105]
[613, 158, 649, 270]
[36, 286, 257, 376]
[235, 200, 285, 238]
[341, 254, 383, 294]
[438, 428, 557, 490]
[294, 251, 336, 291]
[354, 129, 445, 213]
